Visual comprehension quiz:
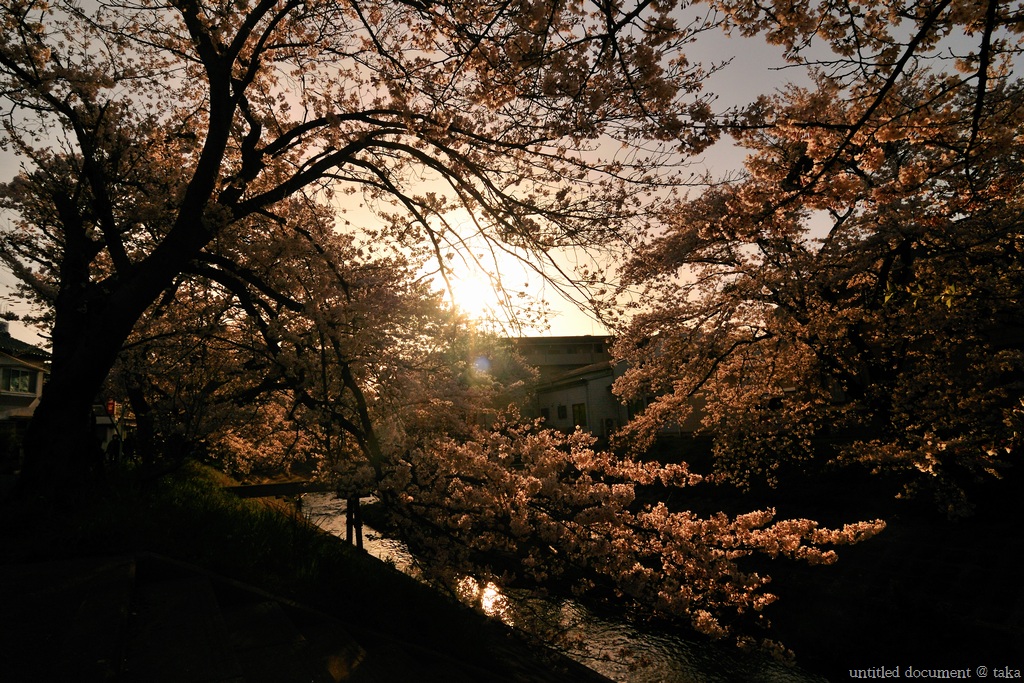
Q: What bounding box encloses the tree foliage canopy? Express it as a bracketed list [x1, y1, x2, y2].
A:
[609, 0, 1024, 514]
[2, 0, 1022, 657]
[383, 417, 882, 650]
[0, 0, 719, 486]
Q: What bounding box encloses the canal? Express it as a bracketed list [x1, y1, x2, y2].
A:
[301, 492, 828, 683]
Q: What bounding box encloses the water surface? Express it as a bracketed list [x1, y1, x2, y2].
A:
[301, 492, 826, 683]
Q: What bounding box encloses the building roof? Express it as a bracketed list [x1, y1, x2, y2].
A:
[0, 323, 50, 363]
[511, 335, 613, 355]
[533, 359, 618, 392]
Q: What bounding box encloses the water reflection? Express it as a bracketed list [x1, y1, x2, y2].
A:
[457, 577, 513, 624]
[301, 492, 826, 683]
[301, 492, 415, 574]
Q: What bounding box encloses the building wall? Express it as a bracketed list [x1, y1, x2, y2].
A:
[536, 383, 589, 432]
[533, 364, 632, 439]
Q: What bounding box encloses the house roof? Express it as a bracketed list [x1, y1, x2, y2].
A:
[0, 327, 50, 363]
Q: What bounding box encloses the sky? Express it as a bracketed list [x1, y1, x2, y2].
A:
[433, 31, 801, 337]
[0, 16, 799, 345]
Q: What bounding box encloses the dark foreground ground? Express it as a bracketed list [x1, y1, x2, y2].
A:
[0, 552, 614, 682]
[2, 460, 1022, 683]
[0, 468, 611, 683]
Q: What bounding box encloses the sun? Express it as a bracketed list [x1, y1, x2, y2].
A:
[430, 209, 588, 334]
[446, 269, 503, 320]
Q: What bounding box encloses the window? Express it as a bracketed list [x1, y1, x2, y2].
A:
[572, 402, 587, 427]
[557, 405, 567, 419]
[540, 407, 550, 421]
[1, 367, 37, 394]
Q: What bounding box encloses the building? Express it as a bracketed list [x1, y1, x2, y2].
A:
[511, 336, 616, 437]
[0, 321, 49, 420]
[0, 321, 49, 471]
[531, 359, 629, 439]
[514, 335, 703, 441]
[511, 336, 613, 382]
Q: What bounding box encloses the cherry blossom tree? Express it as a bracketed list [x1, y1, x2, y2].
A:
[609, 0, 1024, 514]
[0, 0, 724, 494]
[0, 0, 1011, 639]
[108, 276, 282, 474]
[105, 194, 532, 480]
[378, 415, 883, 652]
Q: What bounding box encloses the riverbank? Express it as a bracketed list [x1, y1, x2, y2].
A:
[305, 491, 830, 683]
[4, 460, 1021, 682]
[0, 463, 610, 682]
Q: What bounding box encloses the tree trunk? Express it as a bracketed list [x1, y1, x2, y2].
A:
[17, 268, 183, 500]
[19, 309, 136, 500]
[18, 376, 102, 500]
[125, 382, 156, 468]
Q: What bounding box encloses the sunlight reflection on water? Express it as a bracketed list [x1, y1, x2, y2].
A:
[301, 492, 826, 683]
[457, 577, 513, 623]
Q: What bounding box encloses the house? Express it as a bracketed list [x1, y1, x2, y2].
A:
[0, 321, 49, 471]
[0, 321, 49, 420]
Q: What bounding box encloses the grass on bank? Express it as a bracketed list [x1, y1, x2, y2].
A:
[0, 461, 546, 670]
